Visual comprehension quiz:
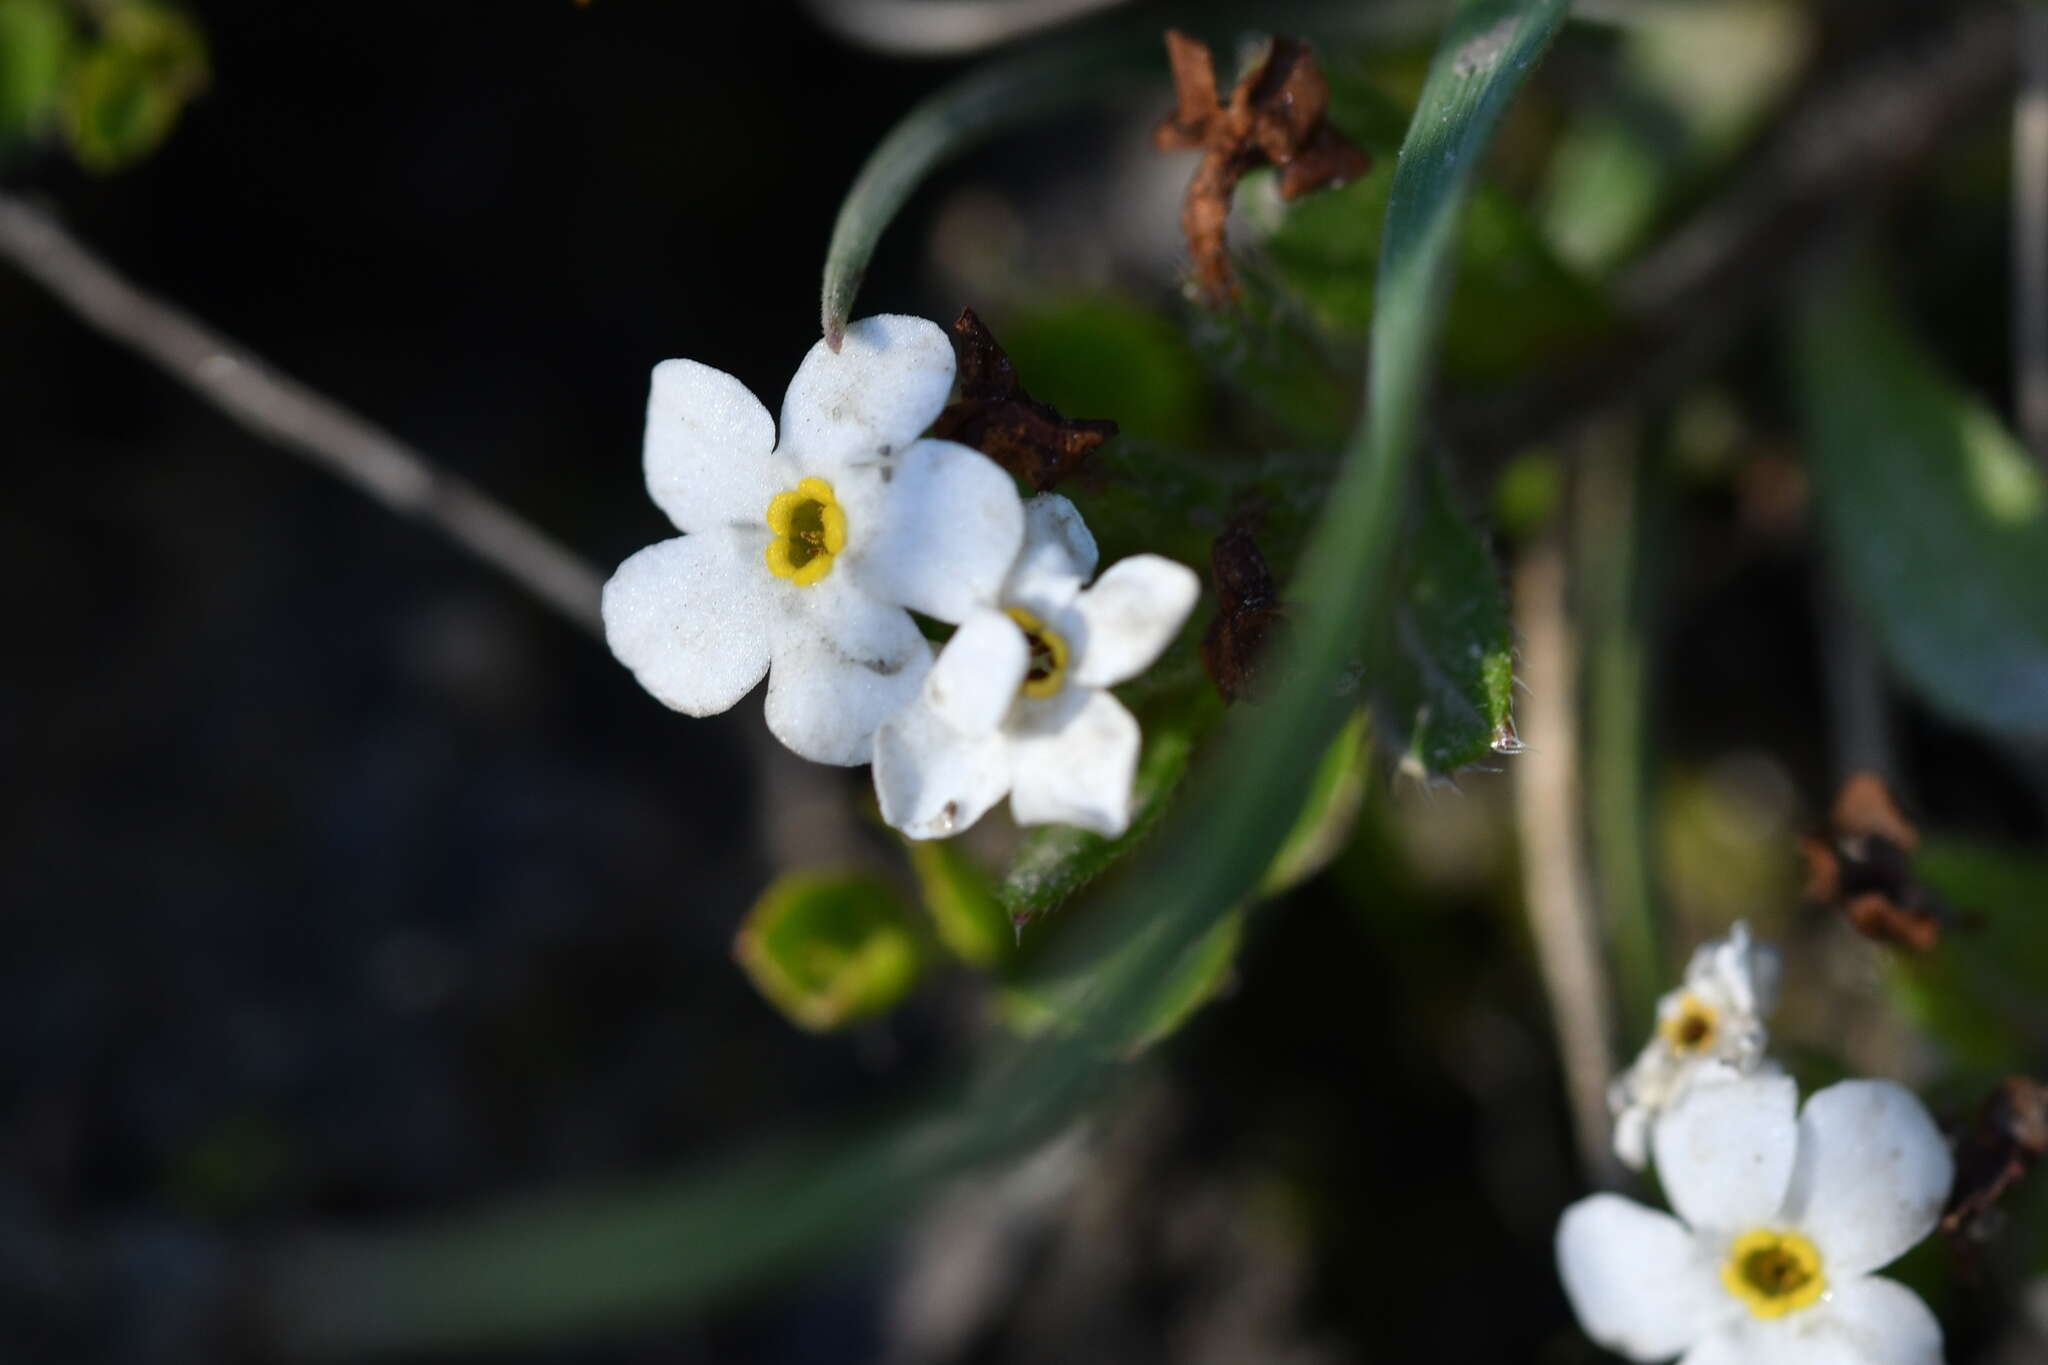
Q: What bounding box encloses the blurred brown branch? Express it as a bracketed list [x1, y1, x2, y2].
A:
[0, 193, 606, 636]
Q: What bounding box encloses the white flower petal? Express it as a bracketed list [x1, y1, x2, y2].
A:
[1679, 1319, 1829, 1365]
[1557, 1194, 1727, 1362]
[763, 611, 931, 766]
[1779, 1080, 1952, 1278]
[1071, 555, 1202, 687]
[872, 699, 1012, 840]
[602, 534, 769, 715]
[925, 609, 1029, 735]
[1654, 1074, 1799, 1235]
[779, 315, 956, 471]
[1005, 493, 1098, 607]
[1815, 1275, 1944, 1365]
[642, 359, 783, 534]
[851, 438, 1025, 623]
[1007, 687, 1140, 836]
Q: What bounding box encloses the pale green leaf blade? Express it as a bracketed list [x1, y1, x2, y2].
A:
[1794, 270, 2048, 740]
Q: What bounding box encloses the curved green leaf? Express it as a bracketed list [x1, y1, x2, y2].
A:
[733, 870, 924, 1031]
[1794, 269, 2048, 741]
[263, 2, 1571, 1353]
[819, 36, 1148, 347]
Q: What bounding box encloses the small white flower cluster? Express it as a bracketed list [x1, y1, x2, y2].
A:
[1560, 924, 1954, 1365]
[603, 315, 1200, 840]
[1608, 921, 1781, 1171]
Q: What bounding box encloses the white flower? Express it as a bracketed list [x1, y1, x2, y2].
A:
[872, 494, 1200, 839]
[1559, 1074, 1952, 1365]
[1609, 921, 1782, 1170]
[602, 316, 1026, 766]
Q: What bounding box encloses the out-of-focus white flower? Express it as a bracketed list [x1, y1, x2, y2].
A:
[602, 316, 1025, 766]
[872, 494, 1199, 839]
[1609, 921, 1782, 1170]
[1559, 1074, 1952, 1365]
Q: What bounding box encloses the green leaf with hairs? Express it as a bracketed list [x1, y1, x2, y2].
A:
[1368, 456, 1517, 777]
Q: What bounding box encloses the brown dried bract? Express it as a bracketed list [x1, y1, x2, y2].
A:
[1942, 1076, 2048, 1253]
[1201, 517, 1287, 704]
[928, 308, 1118, 492]
[1798, 771, 1956, 952]
[1154, 30, 1371, 305]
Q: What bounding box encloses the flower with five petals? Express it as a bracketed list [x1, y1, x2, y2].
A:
[873, 494, 1200, 839]
[1608, 921, 1781, 1170]
[602, 316, 1026, 765]
[1559, 1073, 1952, 1365]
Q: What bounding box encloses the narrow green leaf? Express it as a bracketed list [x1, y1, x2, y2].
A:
[262, 3, 1570, 1352]
[1368, 456, 1516, 777]
[733, 870, 923, 1031]
[818, 37, 1148, 347]
[1259, 709, 1371, 895]
[1794, 269, 2048, 741]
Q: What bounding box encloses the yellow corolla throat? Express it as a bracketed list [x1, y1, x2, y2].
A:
[764, 477, 848, 587]
[1659, 992, 1720, 1056]
[1004, 607, 1070, 699]
[1721, 1229, 1826, 1319]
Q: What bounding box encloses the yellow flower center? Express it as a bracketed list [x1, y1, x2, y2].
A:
[1660, 993, 1720, 1056]
[1721, 1229, 1826, 1319]
[764, 477, 847, 587]
[1004, 607, 1070, 699]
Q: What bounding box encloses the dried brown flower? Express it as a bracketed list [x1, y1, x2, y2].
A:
[1941, 1076, 2048, 1252]
[1154, 30, 1371, 305]
[1200, 517, 1288, 704]
[1798, 771, 1959, 952]
[928, 308, 1118, 492]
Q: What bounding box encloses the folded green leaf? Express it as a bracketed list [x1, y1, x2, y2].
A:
[1794, 269, 2048, 741]
[733, 870, 924, 1032]
[818, 36, 1149, 347]
[62, 1, 206, 173]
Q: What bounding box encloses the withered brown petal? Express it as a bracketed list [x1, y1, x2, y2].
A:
[929, 308, 1119, 493]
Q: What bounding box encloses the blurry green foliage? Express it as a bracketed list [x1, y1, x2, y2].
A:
[1540, 0, 1807, 271]
[1001, 907, 1242, 1053]
[1889, 839, 2048, 1080]
[1795, 269, 2048, 741]
[996, 297, 1210, 448]
[0, 0, 70, 144]
[1368, 459, 1517, 777]
[904, 836, 1012, 968]
[63, 1, 207, 173]
[733, 870, 924, 1031]
[1259, 709, 1371, 897]
[1255, 138, 1608, 386]
[1491, 449, 1563, 539]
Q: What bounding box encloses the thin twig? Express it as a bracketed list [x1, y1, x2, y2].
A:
[2018, 4, 2048, 462]
[1512, 532, 1621, 1189]
[0, 192, 605, 636]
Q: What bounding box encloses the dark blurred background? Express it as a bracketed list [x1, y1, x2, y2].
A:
[4, 1, 2042, 1362]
